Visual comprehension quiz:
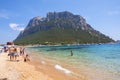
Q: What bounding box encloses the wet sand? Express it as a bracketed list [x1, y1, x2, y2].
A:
[0, 52, 84, 80]
[26, 49, 118, 80]
[0, 52, 53, 80]
[0, 50, 115, 80]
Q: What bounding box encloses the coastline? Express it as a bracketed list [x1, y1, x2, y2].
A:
[0, 52, 53, 80]
[0, 50, 84, 80]
[1, 44, 119, 80]
[25, 44, 120, 80]
[26, 49, 85, 80]
[24, 42, 116, 48]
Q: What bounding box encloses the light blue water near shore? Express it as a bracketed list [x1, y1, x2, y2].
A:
[27, 43, 120, 79]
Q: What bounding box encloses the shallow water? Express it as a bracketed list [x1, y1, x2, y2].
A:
[26, 43, 120, 80]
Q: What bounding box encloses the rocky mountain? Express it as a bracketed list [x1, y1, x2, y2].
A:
[14, 11, 114, 45]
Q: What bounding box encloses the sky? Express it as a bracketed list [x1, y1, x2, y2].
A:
[0, 0, 120, 44]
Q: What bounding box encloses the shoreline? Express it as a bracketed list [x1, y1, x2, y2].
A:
[25, 45, 120, 80]
[0, 51, 84, 80]
[27, 50, 84, 80]
[1, 44, 119, 80]
[20, 41, 116, 47]
[0, 52, 53, 80]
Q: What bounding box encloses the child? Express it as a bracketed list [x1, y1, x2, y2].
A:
[24, 54, 30, 62]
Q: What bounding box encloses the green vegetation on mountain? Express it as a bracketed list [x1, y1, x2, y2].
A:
[14, 11, 114, 45]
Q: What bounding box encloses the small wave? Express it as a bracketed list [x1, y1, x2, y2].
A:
[55, 64, 71, 74]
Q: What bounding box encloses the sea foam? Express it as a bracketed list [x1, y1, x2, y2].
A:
[55, 64, 71, 74]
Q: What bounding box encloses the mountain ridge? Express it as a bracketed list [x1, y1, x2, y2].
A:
[14, 11, 114, 45]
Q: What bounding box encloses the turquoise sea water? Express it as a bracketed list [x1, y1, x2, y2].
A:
[26, 43, 120, 80]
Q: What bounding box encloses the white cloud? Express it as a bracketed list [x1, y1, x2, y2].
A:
[9, 23, 25, 31]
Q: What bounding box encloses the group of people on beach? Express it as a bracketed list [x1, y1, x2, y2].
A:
[7, 46, 25, 61]
[2, 42, 30, 62]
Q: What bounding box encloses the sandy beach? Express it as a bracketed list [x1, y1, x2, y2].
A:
[0, 52, 54, 80]
[0, 46, 115, 80]
[0, 51, 84, 80]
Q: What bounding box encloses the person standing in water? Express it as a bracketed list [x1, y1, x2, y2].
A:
[71, 50, 73, 56]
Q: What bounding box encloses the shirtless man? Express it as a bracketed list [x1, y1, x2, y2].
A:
[8, 46, 17, 61]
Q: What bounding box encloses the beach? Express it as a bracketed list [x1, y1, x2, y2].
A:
[1, 44, 120, 80]
[0, 51, 83, 80]
[0, 52, 54, 80]
[25, 44, 120, 80]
